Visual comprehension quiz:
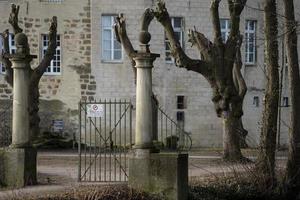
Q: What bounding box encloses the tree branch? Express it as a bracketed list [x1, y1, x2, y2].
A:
[114, 13, 136, 66]
[31, 16, 57, 85]
[114, 13, 137, 82]
[0, 29, 13, 86]
[153, 0, 209, 76]
[188, 28, 213, 59]
[9, 4, 23, 34]
[227, 0, 247, 40]
[211, 0, 223, 45]
[232, 35, 247, 99]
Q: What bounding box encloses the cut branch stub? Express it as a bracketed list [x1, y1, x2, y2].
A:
[139, 8, 154, 47]
[114, 13, 136, 62]
[9, 4, 23, 34]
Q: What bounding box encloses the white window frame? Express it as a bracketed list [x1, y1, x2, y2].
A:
[220, 19, 230, 42]
[101, 15, 122, 62]
[0, 34, 16, 74]
[165, 17, 183, 63]
[245, 20, 256, 65]
[42, 34, 61, 75]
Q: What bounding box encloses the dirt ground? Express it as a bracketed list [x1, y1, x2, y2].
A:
[0, 149, 288, 199]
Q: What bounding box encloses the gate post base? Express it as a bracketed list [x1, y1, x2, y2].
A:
[0, 147, 37, 188]
[128, 149, 188, 200]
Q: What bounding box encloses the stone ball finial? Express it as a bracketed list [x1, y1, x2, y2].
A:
[15, 33, 28, 46]
[139, 31, 151, 45]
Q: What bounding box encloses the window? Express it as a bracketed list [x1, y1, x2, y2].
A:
[220, 19, 231, 42]
[165, 17, 183, 62]
[177, 95, 186, 109]
[0, 34, 16, 74]
[176, 111, 185, 122]
[283, 97, 289, 107]
[102, 15, 122, 62]
[253, 96, 259, 107]
[42, 34, 61, 75]
[245, 20, 256, 65]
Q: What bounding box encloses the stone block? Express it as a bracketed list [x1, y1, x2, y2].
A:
[129, 150, 188, 200]
[0, 147, 37, 188]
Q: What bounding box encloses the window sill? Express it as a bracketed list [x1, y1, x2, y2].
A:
[101, 60, 123, 64]
[44, 73, 61, 76]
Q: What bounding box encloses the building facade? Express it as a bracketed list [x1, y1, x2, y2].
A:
[0, 0, 296, 148]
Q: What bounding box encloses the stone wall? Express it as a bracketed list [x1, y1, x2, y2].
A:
[0, 0, 92, 137]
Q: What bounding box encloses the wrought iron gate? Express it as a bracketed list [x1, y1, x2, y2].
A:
[78, 100, 133, 182]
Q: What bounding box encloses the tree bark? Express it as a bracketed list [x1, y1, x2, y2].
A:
[153, 0, 248, 162]
[223, 111, 244, 161]
[256, 0, 279, 185]
[283, 0, 300, 198]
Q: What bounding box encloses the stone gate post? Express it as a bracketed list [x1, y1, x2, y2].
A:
[128, 10, 188, 200]
[0, 33, 37, 187]
[133, 38, 159, 150]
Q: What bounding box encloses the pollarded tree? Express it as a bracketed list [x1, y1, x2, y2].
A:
[0, 4, 57, 141]
[152, 0, 248, 161]
[283, 0, 300, 198]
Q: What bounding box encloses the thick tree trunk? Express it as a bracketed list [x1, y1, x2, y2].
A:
[283, 0, 300, 198]
[238, 118, 248, 148]
[223, 111, 244, 161]
[28, 84, 40, 140]
[256, 0, 279, 184]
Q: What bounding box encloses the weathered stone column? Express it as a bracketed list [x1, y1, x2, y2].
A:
[133, 52, 159, 149]
[11, 50, 32, 148]
[0, 32, 37, 188]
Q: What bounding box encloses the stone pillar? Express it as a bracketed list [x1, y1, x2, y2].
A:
[128, 10, 188, 200]
[133, 53, 159, 149]
[11, 56, 31, 148]
[0, 33, 37, 188]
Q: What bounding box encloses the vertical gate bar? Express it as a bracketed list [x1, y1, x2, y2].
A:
[78, 101, 82, 182]
[109, 99, 112, 182]
[176, 125, 179, 149]
[171, 122, 173, 148]
[114, 99, 117, 181]
[84, 100, 87, 181]
[94, 99, 97, 181]
[160, 110, 163, 148]
[165, 114, 168, 148]
[104, 99, 107, 182]
[89, 100, 92, 181]
[99, 99, 102, 181]
[119, 99, 122, 181]
[124, 100, 127, 181]
[130, 100, 132, 147]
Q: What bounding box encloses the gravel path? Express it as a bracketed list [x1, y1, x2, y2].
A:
[0, 150, 287, 199]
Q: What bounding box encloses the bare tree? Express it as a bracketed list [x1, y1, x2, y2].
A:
[0, 4, 57, 140]
[283, 0, 300, 198]
[256, 0, 279, 185]
[149, 0, 248, 161]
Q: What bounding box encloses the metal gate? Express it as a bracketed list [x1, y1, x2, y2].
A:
[78, 100, 133, 182]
